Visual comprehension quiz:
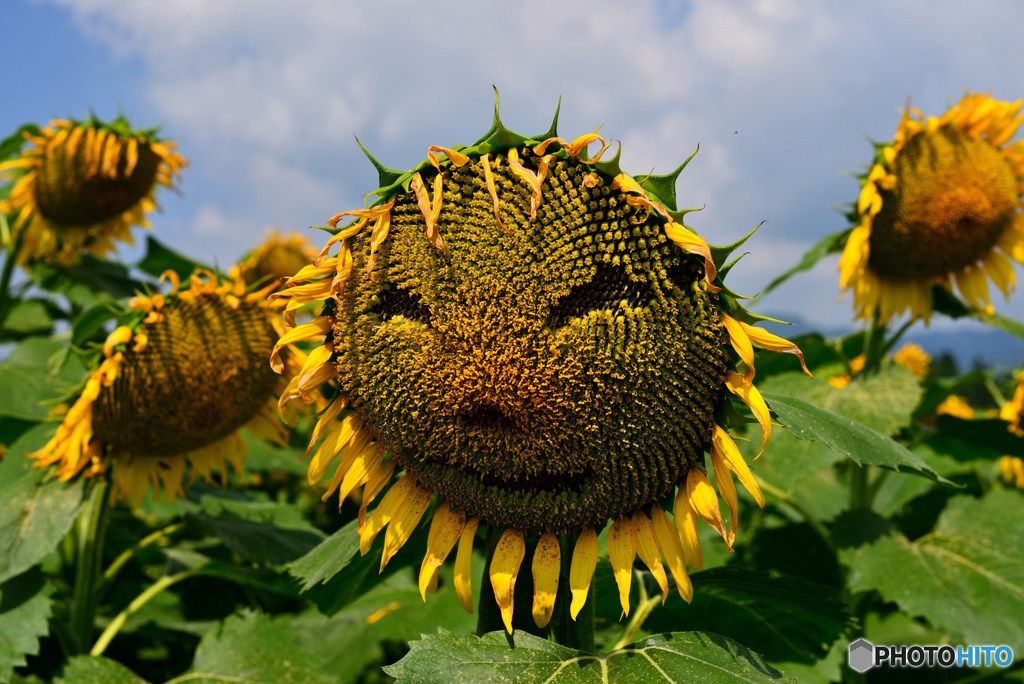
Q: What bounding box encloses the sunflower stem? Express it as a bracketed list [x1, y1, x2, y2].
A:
[849, 463, 871, 509]
[0, 216, 25, 331]
[860, 308, 888, 374]
[68, 480, 111, 655]
[611, 569, 660, 651]
[96, 521, 184, 600]
[90, 568, 201, 657]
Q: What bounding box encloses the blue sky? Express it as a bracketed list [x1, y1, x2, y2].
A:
[5, 0, 1024, 356]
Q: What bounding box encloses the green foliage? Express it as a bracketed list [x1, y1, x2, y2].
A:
[55, 656, 149, 684]
[842, 491, 1024, 653]
[643, 568, 852, 664]
[762, 391, 946, 482]
[0, 570, 54, 679]
[0, 469, 83, 584]
[0, 337, 87, 421]
[385, 629, 792, 683]
[137, 236, 207, 282]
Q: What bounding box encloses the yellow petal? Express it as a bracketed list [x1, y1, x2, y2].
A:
[569, 527, 598, 620]
[418, 503, 466, 601]
[672, 486, 704, 572]
[721, 313, 755, 378]
[332, 443, 384, 506]
[710, 448, 739, 547]
[489, 528, 526, 634]
[271, 317, 332, 373]
[308, 413, 363, 485]
[454, 517, 480, 614]
[739, 319, 811, 377]
[630, 510, 669, 602]
[381, 485, 432, 571]
[607, 516, 637, 618]
[304, 398, 347, 457]
[427, 145, 470, 172]
[103, 326, 134, 358]
[359, 458, 396, 528]
[359, 474, 415, 555]
[712, 424, 766, 508]
[687, 468, 731, 550]
[531, 532, 560, 629]
[664, 222, 720, 292]
[481, 154, 506, 231]
[650, 504, 692, 603]
[725, 371, 771, 458]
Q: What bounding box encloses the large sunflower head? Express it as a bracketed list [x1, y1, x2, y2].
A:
[272, 102, 809, 632]
[229, 230, 317, 290]
[31, 269, 304, 506]
[839, 92, 1024, 324]
[0, 116, 187, 266]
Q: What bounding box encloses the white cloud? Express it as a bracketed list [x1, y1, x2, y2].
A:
[36, 0, 1024, 332]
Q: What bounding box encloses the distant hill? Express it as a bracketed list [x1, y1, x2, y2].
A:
[756, 315, 1024, 372]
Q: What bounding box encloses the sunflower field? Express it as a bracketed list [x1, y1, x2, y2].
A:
[0, 93, 1021, 684]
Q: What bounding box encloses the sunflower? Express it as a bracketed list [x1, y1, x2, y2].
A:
[271, 104, 809, 633]
[229, 230, 317, 289]
[839, 92, 1024, 324]
[0, 116, 187, 266]
[30, 269, 307, 506]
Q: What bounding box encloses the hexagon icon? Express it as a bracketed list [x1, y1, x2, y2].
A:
[848, 638, 874, 673]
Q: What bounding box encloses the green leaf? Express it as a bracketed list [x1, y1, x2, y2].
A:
[385, 628, 792, 683]
[55, 656, 150, 684]
[642, 568, 851, 664]
[842, 491, 1024, 653]
[288, 516, 430, 615]
[186, 502, 324, 566]
[136, 235, 205, 281]
[292, 564, 478, 680]
[759, 228, 851, 297]
[30, 254, 147, 300]
[760, 362, 922, 437]
[0, 424, 51, 489]
[70, 300, 125, 348]
[0, 570, 53, 679]
[981, 313, 1024, 339]
[928, 416, 1024, 459]
[0, 337, 87, 420]
[762, 391, 947, 483]
[0, 300, 54, 339]
[0, 469, 83, 584]
[189, 610, 333, 684]
[240, 431, 309, 475]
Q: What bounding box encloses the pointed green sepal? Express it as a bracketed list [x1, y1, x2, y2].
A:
[665, 205, 704, 224]
[709, 223, 761, 269]
[471, 86, 529, 152]
[634, 145, 699, 212]
[593, 142, 623, 179]
[533, 96, 561, 141]
[721, 295, 791, 326]
[355, 137, 404, 189]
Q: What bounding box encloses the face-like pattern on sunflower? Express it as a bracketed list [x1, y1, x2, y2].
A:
[332, 149, 729, 534]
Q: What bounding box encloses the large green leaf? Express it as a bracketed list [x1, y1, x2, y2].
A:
[0, 337, 86, 420]
[30, 254, 147, 300]
[241, 431, 309, 475]
[0, 423, 52, 489]
[0, 300, 54, 339]
[189, 610, 334, 684]
[762, 392, 947, 483]
[385, 629, 792, 683]
[0, 469, 83, 584]
[55, 656, 150, 684]
[288, 516, 430, 615]
[292, 565, 478, 681]
[642, 568, 851, 664]
[137, 235, 206, 281]
[0, 570, 53, 680]
[841, 491, 1024, 652]
[759, 362, 921, 437]
[187, 503, 324, 566]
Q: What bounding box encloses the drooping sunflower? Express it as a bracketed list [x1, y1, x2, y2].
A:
[839, 92, 1024, 324]
[0, 116, 187, 265]
[228, 230, 317, 289]
[31, 269, 307, 505]
[272, 103, 809, 633]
